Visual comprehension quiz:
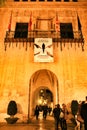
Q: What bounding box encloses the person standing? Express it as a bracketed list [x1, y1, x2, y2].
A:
[48, 106, 52, 115]
[34, 105, 39, 120]
[80, 96, 87, 130]
[43, 104, 48, 119]
[53, 104, 61, 130]
[60, 104, 68, 130]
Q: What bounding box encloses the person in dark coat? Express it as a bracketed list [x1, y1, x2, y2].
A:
[43, 104, 48, 119]
[34, 105, 39, 120]
[53, 104, 61, 130]
[48, 106, 52, 115]
[80, 96, 87, 130]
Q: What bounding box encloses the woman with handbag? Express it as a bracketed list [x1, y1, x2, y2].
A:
[60, 104, 68, 130]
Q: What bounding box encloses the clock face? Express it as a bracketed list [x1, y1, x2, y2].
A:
[34, 38, 54, 62]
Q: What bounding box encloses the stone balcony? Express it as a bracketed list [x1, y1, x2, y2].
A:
[4, 30, 84, 51]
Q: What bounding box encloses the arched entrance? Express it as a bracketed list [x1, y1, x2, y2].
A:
[28, 69, 59, 118]
[38, 88, 53, 106]
[32, 87, 53, 115]
[32, 88, 53, 118]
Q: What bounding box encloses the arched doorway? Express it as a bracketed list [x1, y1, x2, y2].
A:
[38, 88, 53, 106]
[32, 88, 53, 118]
[28, 69, 59, 118]
[32, 87, 53, 114]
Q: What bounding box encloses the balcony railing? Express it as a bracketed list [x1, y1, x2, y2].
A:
[4, 30, 84, 51]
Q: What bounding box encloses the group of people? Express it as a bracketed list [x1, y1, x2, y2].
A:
[34, 104, 52, 120]
[53, 103, 68, 130]
[34, 103, 68, 130]
[34, 96, 87, 130]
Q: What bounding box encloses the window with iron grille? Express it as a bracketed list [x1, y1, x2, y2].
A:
[22, 0, 28, 1]
[14, 23, 28, 38]
[73, 0, 78, 1]
[14, 0, 20, 1]
[60, 23, 74, 39]
[64, 0, 69, 1]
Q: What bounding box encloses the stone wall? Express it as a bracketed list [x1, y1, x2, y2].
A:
[0, 1, 87, 122]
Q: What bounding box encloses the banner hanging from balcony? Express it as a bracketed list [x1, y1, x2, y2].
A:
[34, 38, 53, 62]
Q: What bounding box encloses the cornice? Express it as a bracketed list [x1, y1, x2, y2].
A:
[2, 2, 87, 9]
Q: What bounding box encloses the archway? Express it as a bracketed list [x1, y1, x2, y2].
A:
[32, 87, 53, 118]
[28, 69, 59, 118]
[32, 87, 53, 114]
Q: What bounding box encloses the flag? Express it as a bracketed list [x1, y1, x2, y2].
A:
[77, 14, 81, 31]
[28, 12, 32, 31]
[8, 11, 12, 32]
[55, 12, 59, 32]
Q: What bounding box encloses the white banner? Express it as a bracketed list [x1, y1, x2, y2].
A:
[34, 38, 53, 62]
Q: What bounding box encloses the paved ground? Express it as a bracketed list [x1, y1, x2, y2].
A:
[0, 116, 55, 130]
[0, 115, 84, 130]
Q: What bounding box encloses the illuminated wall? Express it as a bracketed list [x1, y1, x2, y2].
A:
[0, 1, 87, 122]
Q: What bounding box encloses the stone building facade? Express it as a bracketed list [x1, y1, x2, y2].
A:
[0, 0, 87, 122]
